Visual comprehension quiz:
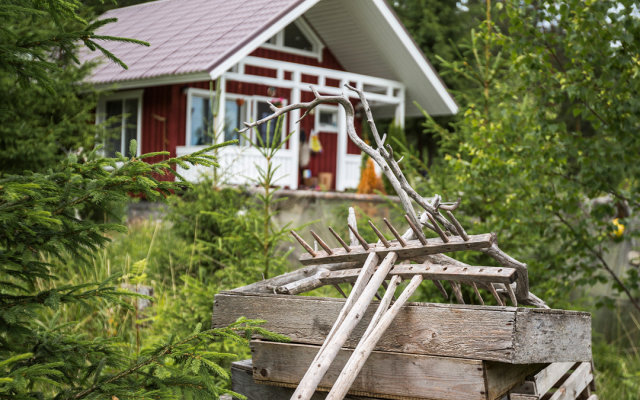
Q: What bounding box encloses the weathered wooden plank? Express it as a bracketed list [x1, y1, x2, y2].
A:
[231, 262, 358, 294]
[535, 362, 575, 395]
[514, 309, 592, 364]
[212, 291, 592, 364]
[230, 360, 378, 400]
[586, 395, 598, 400]
[484, 362, 545, 400]
[509, 395, 538, 400]
[251, 340, 496, 400]
[548, 363, 593, 400]
[321, 263, 517, 286]
[299, 233, 496, 265]
[213, 291, 516, 362]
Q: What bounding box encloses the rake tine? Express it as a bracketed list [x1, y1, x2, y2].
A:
[472, 282, 485, 306]
[310, 230, 333, 255]
[506, 283, 518, 307]
[291, 230, 317, 257]
[426, 212, 449, 243]
[450, 281, 465, 304]
[404, 214, 427, 245]
[445, 210, 469, 241]
[368, 220, 391, 248]
[333, 284, 347, 298]
[328, 227, 351, 252]
[348, 224, 370, 250]
[487, 283, 504, 306]
[433, 280, 449, 299]
[383, 218, 407, 247]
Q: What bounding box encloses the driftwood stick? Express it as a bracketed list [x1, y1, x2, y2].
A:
[324, 275, 423, 400]
[328, 227, 351, 252]
[291, 253, 398, 400]
[316, 253, 379, 357]
[361, 275, 401, 341]
[347, 208, 358, 247]
[450, 281, 465, 304]
[275, 270, 329, 295]
[471, 282, 485, 305]
[348, 224, 370, 250]
[291, 230, 316, 257]
[368, 220, 391, 248]
[383, 218, 406, 247]
[310, 230, 333, 255]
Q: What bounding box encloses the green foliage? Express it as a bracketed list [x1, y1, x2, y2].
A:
[407, 1, 640, 313]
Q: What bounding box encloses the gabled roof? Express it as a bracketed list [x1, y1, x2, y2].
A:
[81, 0, 457, 116]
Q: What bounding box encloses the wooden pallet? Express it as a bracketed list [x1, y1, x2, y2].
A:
[250, 340, 544, 400]
[509, 362, 597, 400]
[212, 291, 592, 364]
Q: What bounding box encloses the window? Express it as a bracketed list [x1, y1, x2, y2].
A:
[97, 91, 142, 157]
[224, 97, 248, 143]
[188, 91, 215, 146]
[261, 19, 323, 59]
[247, 97, 287, 148]
[316, 106, 338, 132]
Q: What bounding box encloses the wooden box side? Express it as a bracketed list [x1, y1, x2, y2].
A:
[251, 340, 491, 400]
[513, 309, 592, 364]
[213, 291, 517, 363]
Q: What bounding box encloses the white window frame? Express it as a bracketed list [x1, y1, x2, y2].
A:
[249, 95, 288, 147]
[96, 89, 143, 156]
[185, 87, 218, 148]
[223, 93, 250, 145]
[315, 105, 339, 133]
[260, 18, 324, 61]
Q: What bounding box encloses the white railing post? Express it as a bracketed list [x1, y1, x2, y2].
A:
[289, 71, 302, 189]
[335, 80, 348, 192]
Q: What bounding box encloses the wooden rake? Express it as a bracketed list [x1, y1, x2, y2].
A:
[288, 209, 519, 400]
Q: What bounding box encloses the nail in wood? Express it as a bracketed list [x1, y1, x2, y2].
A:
[506, 283, 518, 306]
[328, 227, 351, 252]
[426, 212, 449, 243]
[383, 218, 406, 247]
[472, 282, 485, 305]
[291, 230, 317, 257]
[348, 224, 370, 250]
[404, 214, 427, 245]
[446, 210, 469, 241]
[487, 283, 504, 306]
[310, 230, 333, 255]
[368, 220, 391, 248]
[450, 281, 465, 304]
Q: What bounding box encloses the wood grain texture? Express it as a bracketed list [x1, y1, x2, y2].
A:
[322, 263, 517, 285]
[251, 340, 492, 400]
[230, 360, 379, 400]
[212, 291, 592, 364]
[514, 309, 592, 363]
[298, 233, 496, 265]
[547, 363, 593, 400]
[483, 362, 544, 399]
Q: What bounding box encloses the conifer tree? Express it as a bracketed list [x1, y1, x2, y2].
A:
[0, 1, 285, 398]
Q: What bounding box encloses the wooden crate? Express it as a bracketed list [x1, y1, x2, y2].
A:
[509, 362, 597, 400]
[250, 340, 544, 400]
[231, 359, 382, 400]
[212, 291, 592, 364]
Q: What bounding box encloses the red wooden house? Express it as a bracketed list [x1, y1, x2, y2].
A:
[82, 0, 457, 190]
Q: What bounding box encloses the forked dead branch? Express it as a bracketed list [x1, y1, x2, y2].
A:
[240, 84, 547, 308]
